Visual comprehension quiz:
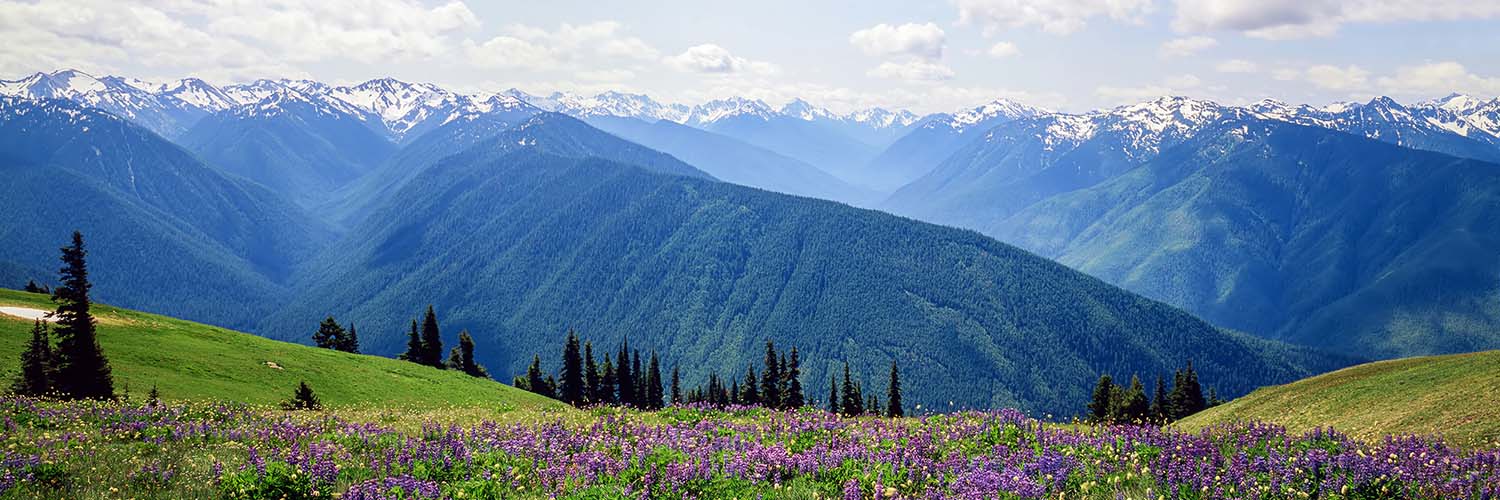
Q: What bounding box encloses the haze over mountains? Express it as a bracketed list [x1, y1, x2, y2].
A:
[3, 68, 1499, 410]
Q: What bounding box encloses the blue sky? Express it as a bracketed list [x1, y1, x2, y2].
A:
[2, 0, 1497, 113]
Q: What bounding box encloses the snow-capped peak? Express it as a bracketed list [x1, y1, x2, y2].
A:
[949, 98, 1047, 131]
[158, 78, 238, 111]
[686, 97, 775, 125]
[780, 98, 838, 121]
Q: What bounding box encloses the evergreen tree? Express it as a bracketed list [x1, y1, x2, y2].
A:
[729, 379, 741, 405]
[447, 330, 488, 378]
[670, 365, 682, 405]
[340, 323, 360, 353]
[740, 366, 760, 405]
[559, 330, 585, 406]
[1208, 387, 1223, 407]
[840, 363, 862, 417]
[11, 319, 52, 396]
[707, 372, 723, 405]
[23, 279, 45, 294]
[783, 348, 804, 408]
[420, 306, 443, 368]
[616, 340, 634, 407]
[631, 350, 644, 404]
[313, 316, 345, 349]
[647, 352, 663, 410]
[868, 393, 880, 416]
[282, 381, 321, 410]
[584, 341, 600, 404]
[1180, 361, 1206, 417]
[827, 375, 839, 413]
[885, 360, 903, 418]
[524, 355, 552, 398]
[50, 231, 111, 400]
[761, 340, 781, 409]
[544, 375, 558, 398]
[600, 358, 617, 404]
[1119, 375, 1149, 422]
[399, 319, 422, 362]
[147, 384, 160, 404]
[1088, 374, 1116, 423]
[1150, 374, 1168, 423]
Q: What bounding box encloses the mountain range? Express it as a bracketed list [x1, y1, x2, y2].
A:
[5, 68, 1500, 408]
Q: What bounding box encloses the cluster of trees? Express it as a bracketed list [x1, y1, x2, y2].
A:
[21, 279, 51, 295]
[11, 231, 114, 400]
[680, 340, 807, 411]
[822, 361, 903, 418]
[382, 306, 489, 378]
[1088, 360, 1221, 424]
[517, 331, 666, 409]
[312, 316, 359, 353]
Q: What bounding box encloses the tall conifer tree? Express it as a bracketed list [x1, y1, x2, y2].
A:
[741, 366, 760, 405]
[670, 365, 682, 405]
[584, 341, 600, 404]
[615, 340, 634, 407]
[1089, 374, 1116, 423]
[11, 319, 52, 396]
[784, 348, 804, 408]
[840, 363, 861, 417]
[51, 231, 111, 400]
[399, 320, 422, 362]
[761, 340, 781, 409]
[340, 323, 360, 353]
[420, 306, 443, 368]
[559, 330, 585, 406]
[313, 316, 345, 349]
[647, 352, 663, 409]
[600, 358, 617, 404]
[886, 360, 903, 418]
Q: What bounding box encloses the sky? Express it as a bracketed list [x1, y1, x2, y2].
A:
[2, 0, 1499, 114]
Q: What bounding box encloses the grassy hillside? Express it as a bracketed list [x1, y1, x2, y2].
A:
[0, 288, 559, 409]
[1179, 350, 1500, 448]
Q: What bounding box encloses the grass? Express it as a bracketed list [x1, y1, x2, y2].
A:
[1178, 349, 1500, 448]
[0, 288, 562, 410]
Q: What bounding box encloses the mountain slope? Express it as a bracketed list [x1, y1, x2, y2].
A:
[884, 97, 1240, 231]
[1179, 350, 1500, 448]
[0, 289, 558, 408]
[993, 119, 1500, 357]
[263, 117, 1345, 415]
[863, 99, 1045, 192]
[584, 115, 877, 205]
[0, 97, 330, 328]
[180, 88, 396, 206]
[1251, 97, 1500, 163]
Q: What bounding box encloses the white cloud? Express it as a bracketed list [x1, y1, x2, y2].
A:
[1158, 36, 1217, 58]
[868, 60, 955, 81]
[1304, 64, 1369, 91]
[849, 23, 946, 60]
[955, 0, 1154, 35]
[1271, 68, 1300, 81]
[1095, 74, 1202, 103]
[986, 41, 1021, 58]
[1215, 59, 1258, 73]
[664, 44, 777, 75]
[0, 0, 479, 79]
[1172, 0, 1500, 39]
[1374, 61, 1500, 97]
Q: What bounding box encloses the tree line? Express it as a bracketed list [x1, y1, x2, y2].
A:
[1087, 360, 1223, 424]
[312, 304, 489, 379]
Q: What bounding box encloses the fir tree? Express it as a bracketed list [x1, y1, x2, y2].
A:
[783, 348, 804, 408]
[420, 306, 443, 368]
[1088, 374, 1116, 423]
[885, 360, 903, 418]
[840, 363, 862, 417]
[670, 365, 682, 405]
[730, 379, 741, 405]
[147, 384, 160, 404]
[11, 319, 52, 396]
[313, 316, 345, 349]
[559, 330, 585, 406]
[447, 330, 488, 378]
[398, 320, 420, 361]
[827, 375, 839, 414]
[50, 231, 111, 400]
[631, 351, 644, 404]
[584, 341, 600, 404]
[761, 340, 781, 409]
[282, 381, 321, 410]
[340, 323, 360, 353]
[524, 355, 552, 398]
[740, 366, 760, 405]
[1179, 361, 1206, 417]
[1119, 375, 1149, 422]
[23, 279, 46, 294]
[647, 352, 663, 410]
[1150, 374, 1168, 423]
[616, 340, 634, 407]
[600, 358, 618, 404]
